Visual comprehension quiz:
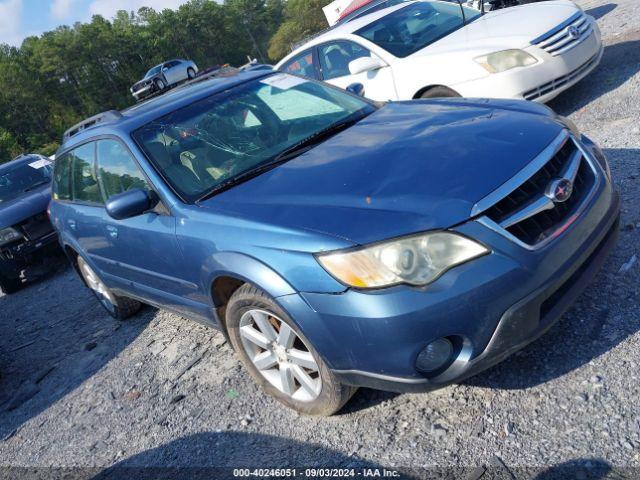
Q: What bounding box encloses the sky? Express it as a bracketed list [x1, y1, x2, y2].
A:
[0, 0, 193, 46]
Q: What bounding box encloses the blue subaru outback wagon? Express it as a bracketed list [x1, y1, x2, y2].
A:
[50, 70, 620, 415]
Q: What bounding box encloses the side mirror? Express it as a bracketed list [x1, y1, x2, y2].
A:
[105, 189, 155, 221]
[162, 67, 169, 72]
[346, 83, 365, 97]
[348, 56, 385, 75]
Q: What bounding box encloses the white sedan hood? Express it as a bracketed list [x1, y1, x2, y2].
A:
[414, 0, 582, 54]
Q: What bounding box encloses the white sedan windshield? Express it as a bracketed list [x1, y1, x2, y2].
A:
[356, 2, 481, 58]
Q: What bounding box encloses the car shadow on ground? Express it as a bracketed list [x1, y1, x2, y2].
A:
[92, 432, 388, 479]
[549, 36, 640, 116]
[0, 258, 152, 440]
[585, 3, 617, 20]
[465, 148, 638, 391]
[91, 432, 615, 479]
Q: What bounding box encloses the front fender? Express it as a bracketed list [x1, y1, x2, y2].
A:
[203, 251, 296, 303]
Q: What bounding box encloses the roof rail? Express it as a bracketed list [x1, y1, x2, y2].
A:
[63, 110, 123, 142]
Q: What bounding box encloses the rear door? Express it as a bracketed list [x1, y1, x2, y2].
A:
[317, 40, 397, 101]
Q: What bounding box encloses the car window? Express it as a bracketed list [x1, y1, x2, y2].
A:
[356, 2, 480, 58]
[145, 65, 162, 78]
[281, 50, 317, 79]
[52, 154, 72, 201]
[319, 41, 374, 80]
[96, 140, 151, 201]
[70, 142, 102, 204]
[133, 74, 375, 202]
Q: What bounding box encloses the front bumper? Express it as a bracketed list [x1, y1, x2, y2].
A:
[454, 23, 603, 103]
[277, 144, 620, 393]
[0, 231, 59, 279]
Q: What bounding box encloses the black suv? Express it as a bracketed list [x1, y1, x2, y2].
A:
[0, 155, 58, 294]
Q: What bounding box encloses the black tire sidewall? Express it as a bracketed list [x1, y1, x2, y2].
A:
[227, 284, 352, 416]
[420, 86, 461, 99]
[187, 68, 195, 79]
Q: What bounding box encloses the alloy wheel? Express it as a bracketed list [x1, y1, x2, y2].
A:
[239, 309, 321, 402]
[79, 259, 116, 314]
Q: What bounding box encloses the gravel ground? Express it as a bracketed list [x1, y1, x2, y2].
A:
[1, 1, 639, 477]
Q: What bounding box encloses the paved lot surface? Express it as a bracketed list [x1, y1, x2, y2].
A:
[0, 1, 639, 477]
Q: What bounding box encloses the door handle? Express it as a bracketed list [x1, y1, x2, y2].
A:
[67, 219, 76, 230]
[106, 225, 119, 239]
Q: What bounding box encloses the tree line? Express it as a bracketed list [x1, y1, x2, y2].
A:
[0, 0, 332, 162]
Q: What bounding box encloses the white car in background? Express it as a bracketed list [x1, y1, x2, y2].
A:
[276, 0, 603, 103]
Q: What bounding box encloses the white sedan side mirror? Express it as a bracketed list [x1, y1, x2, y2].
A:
[349, 56, 386, 75]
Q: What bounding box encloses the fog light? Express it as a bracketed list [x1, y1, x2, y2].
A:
[416, 338, 453, 374]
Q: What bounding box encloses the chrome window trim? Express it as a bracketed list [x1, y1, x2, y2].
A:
[474, 131, 604, 251]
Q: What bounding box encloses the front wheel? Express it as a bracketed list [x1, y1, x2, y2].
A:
[227, 284, 356, 416]
[154, 79, 166, 91]
[419, 86, 461, 99]
[77, 256, 141, 320]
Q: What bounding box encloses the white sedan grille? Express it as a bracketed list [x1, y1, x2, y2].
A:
[532, 13, 593, 57]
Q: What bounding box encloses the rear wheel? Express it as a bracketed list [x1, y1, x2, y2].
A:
[187, 67, 196, 79]
[419, 86, 461, 99]
[77, 257, 141, 320]
[227, 284, 356, 416]
[0, 274, 22, 295]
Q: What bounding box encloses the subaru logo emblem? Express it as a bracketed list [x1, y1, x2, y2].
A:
[568, 26, 580, 39]
[546, 178, 574, 204]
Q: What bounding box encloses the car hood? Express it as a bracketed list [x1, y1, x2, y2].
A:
[417, 0, 581, 53]
[201, 99, 563, 246]
[0, 183, 51, 230]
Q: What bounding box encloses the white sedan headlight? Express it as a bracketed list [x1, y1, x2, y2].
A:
[317, 232, 489, 289]
[0, 227, 22, 246]
[475, 49, 538, 74]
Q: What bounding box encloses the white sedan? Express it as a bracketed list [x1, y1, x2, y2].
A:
[276, 0, 603, 103]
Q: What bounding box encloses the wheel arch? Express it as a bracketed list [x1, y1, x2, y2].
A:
[206, 252, 297, 333]
[413, 84, 458, 99]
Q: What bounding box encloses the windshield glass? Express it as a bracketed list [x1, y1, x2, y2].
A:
[145, 65, 163, 78]
[356, 1, 481, 58]
[133, 74, 375, 202]
[0, 158, 52, 204]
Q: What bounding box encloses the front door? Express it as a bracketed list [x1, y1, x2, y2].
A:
[318, 40, 397, 101]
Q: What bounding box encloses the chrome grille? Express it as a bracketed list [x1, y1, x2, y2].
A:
[532, 13, 593, 57]
[474, 132, 601, 249]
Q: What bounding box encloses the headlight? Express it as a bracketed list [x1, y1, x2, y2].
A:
[317, 232, 489, 289]
[475, 49, 538, 74]
[557, 115, 581, 138]
[0, 227, 23, 246]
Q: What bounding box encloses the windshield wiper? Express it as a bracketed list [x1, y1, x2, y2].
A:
[23, 181, 49, 193]
[196, 112, 370, 202]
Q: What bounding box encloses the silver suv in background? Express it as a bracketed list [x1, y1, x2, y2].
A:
[130, 59, 199, 101]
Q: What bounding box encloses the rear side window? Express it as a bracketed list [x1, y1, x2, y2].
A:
[281, 50, 317, 79]
[70, 142, 102, 204]
[52, 154, 72, 201]
[96, 140, 150, 201]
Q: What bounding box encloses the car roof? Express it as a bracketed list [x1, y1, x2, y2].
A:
[59, 70, 272, 153]
[279, 0, 417, 63]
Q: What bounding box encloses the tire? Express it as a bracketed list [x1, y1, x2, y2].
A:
[77, 256, 141, 321]
[227, 284, 356, 416]
[187, 68, 196, 79]
[155, 79, 166, 91]
[419, 86, 461, 99]
[0, 274, 22, 295]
